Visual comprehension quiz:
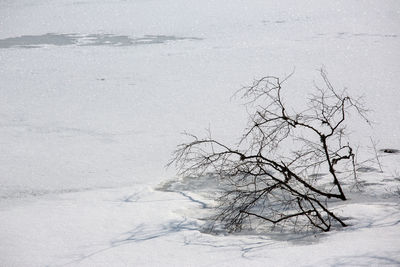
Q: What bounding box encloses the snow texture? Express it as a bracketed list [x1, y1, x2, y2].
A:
[0, 0, 399, 266]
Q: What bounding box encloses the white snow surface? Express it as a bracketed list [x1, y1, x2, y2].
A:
[1, 0, 400, 266]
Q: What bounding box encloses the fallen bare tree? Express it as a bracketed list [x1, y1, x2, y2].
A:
[169, 69, 369, 232]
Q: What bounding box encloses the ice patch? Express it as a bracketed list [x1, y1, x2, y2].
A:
[0, 33, 202, 49]
[380, 148, 400, 154]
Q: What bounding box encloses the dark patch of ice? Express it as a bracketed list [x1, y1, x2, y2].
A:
[335, 32, 398, 39]
[380, 148, 400, 154]
[157, 174, 222, 193]
[308, 173, 328, 178]
[0, 33, 202, 49]
[356, 166, 380, 173]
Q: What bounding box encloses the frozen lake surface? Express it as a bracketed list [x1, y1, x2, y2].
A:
[1, 0, 399, 266]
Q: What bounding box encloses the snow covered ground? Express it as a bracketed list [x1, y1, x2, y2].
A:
[0, 0, 399, 266]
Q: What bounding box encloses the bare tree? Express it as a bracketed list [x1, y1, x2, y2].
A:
[169, 69, 369, 232]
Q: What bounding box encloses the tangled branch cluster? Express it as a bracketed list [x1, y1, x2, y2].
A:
[170, 70, 369, 232]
